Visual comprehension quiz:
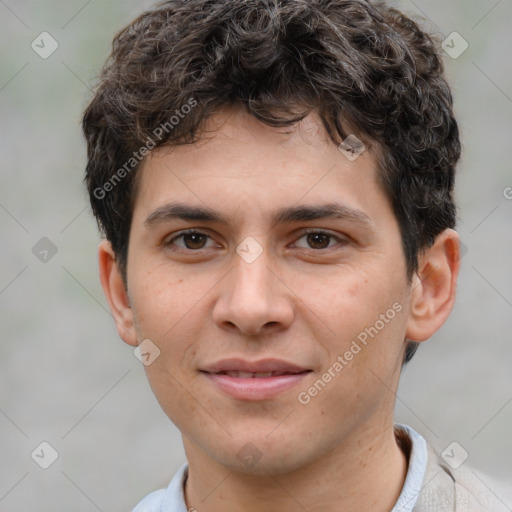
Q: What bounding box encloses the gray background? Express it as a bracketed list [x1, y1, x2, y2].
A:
[0, 0, 511, 510]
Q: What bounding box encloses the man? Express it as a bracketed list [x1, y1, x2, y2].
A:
[82, 0, 508, 510]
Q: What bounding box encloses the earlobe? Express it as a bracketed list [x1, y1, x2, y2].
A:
[98, 240, 138, 346]
[405, 229, 460, 342]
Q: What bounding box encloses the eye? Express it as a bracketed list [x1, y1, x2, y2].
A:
[164, 229, 347, 252]
[293, 230, 347, 250]
[165, 230, 216, 250]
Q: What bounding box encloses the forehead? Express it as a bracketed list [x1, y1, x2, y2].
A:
[131, 106, 389, 225]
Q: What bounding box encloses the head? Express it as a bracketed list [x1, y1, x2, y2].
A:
[84, 0, 460, 474]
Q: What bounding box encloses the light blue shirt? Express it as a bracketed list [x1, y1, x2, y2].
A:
[132, 424, 428, 512]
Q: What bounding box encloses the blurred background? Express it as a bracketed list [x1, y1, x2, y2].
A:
[0, 0, 511, 510]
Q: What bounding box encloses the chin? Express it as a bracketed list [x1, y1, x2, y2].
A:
[213, 437, 312, 476]
[227, 454, 304, 476]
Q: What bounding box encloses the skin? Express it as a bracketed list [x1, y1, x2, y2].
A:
[99, 106, 460, 512]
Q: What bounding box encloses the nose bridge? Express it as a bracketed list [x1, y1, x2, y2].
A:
[213, 244, 293, 335]
[230, 247, 275, 308]
[230, 233, 273, 296]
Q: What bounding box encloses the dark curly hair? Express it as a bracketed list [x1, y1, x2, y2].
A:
[82, 0, 461, 364]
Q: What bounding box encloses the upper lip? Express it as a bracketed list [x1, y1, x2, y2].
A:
[200, 358, 311, 374]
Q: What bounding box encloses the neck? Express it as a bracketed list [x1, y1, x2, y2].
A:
[183, 423, 408, 512]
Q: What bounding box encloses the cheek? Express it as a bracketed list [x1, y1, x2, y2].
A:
[131, 262, 198, 322]
[298, 268, 407, 360]
[130, 272, 205, 422]
[295, 268, 380, 329]
[130, 267, 214, 367]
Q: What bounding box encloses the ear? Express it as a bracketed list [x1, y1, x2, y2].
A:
[405, 229, 460, 342]
[98, 240, 138, 347]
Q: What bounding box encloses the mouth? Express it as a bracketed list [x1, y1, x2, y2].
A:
[199, 359, 312, 400]
[207, 370, 308, 378]
[200, 357, 310, 375]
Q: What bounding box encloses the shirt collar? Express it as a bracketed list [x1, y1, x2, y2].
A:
[160, 462, 188, 512]
[391, 424, 429, 512]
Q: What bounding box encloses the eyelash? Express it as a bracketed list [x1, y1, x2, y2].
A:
[165, 229, 347, 251]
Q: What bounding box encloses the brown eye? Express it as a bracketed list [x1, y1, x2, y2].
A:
[293, 230, 344, 250]
[306, 232, 332, 249]
[182, 232, 208, 249]
[166, 230, 214, 250]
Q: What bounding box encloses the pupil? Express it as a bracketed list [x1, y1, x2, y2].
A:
[307, 233, 330, 249]
[185, 233, 206, 249]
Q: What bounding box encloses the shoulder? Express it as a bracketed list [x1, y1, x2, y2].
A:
[415, 443, 510, 512]
[131, 488, 165, 512]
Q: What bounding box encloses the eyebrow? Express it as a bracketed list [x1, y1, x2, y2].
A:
[144, 201, 373, 229]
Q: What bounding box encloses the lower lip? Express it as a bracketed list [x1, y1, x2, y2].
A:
[202, 372, 311, 400]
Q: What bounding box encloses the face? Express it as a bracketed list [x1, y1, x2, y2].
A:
[103, 107, 448, 475]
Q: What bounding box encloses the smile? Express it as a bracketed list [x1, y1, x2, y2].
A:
[199, 358, 313, 400]
[215, 370, 303, 378]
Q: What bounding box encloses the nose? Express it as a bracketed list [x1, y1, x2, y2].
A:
[212, 247, 294, 337]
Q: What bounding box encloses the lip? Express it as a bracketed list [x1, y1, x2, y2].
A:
[200, 358, 312, 400]
[201, 358, 310, 374]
